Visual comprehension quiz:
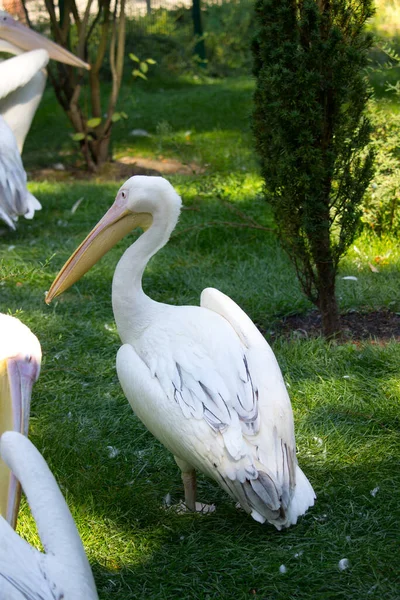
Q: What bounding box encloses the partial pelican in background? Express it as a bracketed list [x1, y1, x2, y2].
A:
[0, 431, 99, 599]
[0, 10, 89, 152]
[0, 116, 41, 229]
[46, 176, 316, 529]
[0, 313, 41, 527]
[0, 11, 89, 229]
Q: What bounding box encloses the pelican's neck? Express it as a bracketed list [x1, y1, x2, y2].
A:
[112, 209, 177, 342]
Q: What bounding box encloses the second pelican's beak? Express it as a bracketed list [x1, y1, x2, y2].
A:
[0, 11, 90, 69]
[46, 194, 152, 303]
[0, 354, 40, 528]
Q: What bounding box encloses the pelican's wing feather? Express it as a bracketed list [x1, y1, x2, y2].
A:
[138, 308, 259, 462]
[0, 50, 49, 100]
[0, 117, 41, 228]
[199, 287, 315, 526]
[0, 517, 51, 600]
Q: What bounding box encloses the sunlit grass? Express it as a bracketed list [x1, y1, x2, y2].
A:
[1, 59, 399, 599]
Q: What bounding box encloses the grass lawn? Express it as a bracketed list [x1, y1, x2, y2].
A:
[0, 64, 399, 599]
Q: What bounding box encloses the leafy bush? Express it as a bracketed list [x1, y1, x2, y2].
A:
[362, 94, 400, 235]
[123, 1, 255, 79]
[201, 0, 255, 77]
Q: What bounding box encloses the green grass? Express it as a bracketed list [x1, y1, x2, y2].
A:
[1, 63, 399, 599]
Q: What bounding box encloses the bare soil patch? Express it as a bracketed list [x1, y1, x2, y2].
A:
[29, 155, 203, 182]
[271, 309, 400, 343]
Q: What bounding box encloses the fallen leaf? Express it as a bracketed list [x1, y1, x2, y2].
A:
[368, 262, 379, 273]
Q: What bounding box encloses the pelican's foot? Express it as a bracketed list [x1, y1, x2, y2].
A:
[176, 501, 216, 515]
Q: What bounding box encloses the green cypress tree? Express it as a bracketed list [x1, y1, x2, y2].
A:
[252, 0, 375, 337]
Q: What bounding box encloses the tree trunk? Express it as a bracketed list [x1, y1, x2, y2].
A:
[91, 133, 111, 168]
[316, 264, 341, 338]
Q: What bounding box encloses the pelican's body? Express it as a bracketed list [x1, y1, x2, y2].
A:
[0, 313, 41, 527]
[0, 11, 89, 228]
[0, 431, 98, 599]
[46, 176, 316, 528]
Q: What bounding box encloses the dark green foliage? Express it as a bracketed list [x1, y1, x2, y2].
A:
[362, 96, 400, 235]
[252, 0, 375, 336]
[120, 1, 255, 79]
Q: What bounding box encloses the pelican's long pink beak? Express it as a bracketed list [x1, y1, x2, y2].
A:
[45, 194, 151, 303]
[0, 354, 40, 528]
[0, 11, 90, 69]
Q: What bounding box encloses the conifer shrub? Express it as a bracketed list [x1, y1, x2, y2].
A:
[252, 0, 375, 337]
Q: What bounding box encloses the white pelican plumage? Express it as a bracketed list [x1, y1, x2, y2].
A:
[0, 11, 89, 228]
[0, 115, 41, 229]
[46, 176, 316, 528]
[0, 11, 89, 152]
[0, 313, 41, 527]
[0, 431, 99, 599]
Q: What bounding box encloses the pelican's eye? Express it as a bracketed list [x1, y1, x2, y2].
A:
[121, 191, 126, 199]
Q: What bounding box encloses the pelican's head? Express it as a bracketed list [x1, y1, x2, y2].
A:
[45, 176, 182, 303]
[0, 314, 41, 527]
[0, 10, 89, 69]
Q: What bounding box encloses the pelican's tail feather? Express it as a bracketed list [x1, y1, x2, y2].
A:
[282, 465, 316, 528]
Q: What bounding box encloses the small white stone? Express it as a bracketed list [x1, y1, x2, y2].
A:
[130, 128, 151, 137]
[107, 446, 120, 458]
[343, 375, 350, 379]
[313, 436, 323, 446]
[279, 564, 287, 574]
[338, 558, 350, 571]
[370, 486, 379, 497]
[52, 162, 65, 170]
[342, 276, 358, 281]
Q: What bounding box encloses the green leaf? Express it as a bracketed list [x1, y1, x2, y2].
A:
[111, 112, 122, 123]
[87, 117, 101, 128]
[71, 132, 85, 141]
[120, 111, 128, 119]
[132, 69, 147, 80]
[140, 62, 149, 73]
[129, 53, 140, 62]
[146, 58, 156, 64]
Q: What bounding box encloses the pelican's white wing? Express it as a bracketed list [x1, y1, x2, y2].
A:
[200, 288, 316, 525]
[0, 50, 49, 100]
[0, 432, 98, 600]
[117, 289, 315, 529]
[0, 116, 41, 229]
[0, 517, 50, 600]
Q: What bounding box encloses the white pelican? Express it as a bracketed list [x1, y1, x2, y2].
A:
[0, 11, 89, 228]
[46, 176, 316, 529]
[0, 313, 41, 528]
[0, 431, 99, 599]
